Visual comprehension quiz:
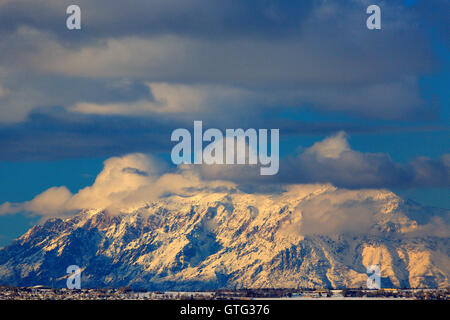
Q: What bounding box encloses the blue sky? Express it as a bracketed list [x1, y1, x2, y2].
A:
[0, 0, 448, 246]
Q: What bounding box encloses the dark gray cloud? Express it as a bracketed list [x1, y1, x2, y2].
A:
[0, 0, 445, 122]
[1, 105, 446, 162]
[0, 0, 314, 41]
[0, 109, 173, 160]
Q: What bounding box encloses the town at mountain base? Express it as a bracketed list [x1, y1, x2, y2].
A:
[0, 184, 448, 290]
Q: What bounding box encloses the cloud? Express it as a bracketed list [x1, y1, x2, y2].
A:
[196, 132, 450, 189]
[0, 1, 443, 122]
[287, 132, 450, 188]
[66, 78, 430, 121]
[0, 186, 73, 217]
[70, 82, 255, 116]
[279, 188, 383, 236]
[279, 186, 450, 237]
[0, 106, 393, 162]
[0, 1, 447, 213]
[294, 78, 433, 120]
[0, 153, 235, 217]
[2, 120, 445, 189]
[23, 186, 73, 216]
[0, 86, 8, 97]
[0, 202, 22, 215]
[304, 131, 351, 159]
[0, 152, 447, 238]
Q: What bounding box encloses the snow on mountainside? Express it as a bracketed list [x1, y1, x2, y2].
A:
[0, 184, 448, 289]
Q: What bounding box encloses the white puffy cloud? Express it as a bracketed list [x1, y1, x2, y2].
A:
[64, 153, 160, 211]
[305, 131, 350, 159]
[0, 153, 235, 217]
[0, 186, 73, 217]
[23, 186, 73, 216]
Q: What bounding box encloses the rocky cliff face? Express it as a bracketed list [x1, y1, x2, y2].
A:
[0, 184, 448, 289]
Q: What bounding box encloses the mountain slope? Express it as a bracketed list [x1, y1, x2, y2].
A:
[0, 184, 448, 289]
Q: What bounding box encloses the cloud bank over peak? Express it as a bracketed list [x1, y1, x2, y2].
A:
[0, 133, 448, 219]
[196, 132, 450, 189]
[0, 153, 235, 217]
[0, 151, 448, 239]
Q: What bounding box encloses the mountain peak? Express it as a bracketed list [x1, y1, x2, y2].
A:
[0, 185, 448, 290]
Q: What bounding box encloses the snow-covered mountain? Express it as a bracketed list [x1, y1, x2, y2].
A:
[0, 184, 448, 289]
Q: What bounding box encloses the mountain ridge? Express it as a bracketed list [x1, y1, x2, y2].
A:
[0, 184, 448, 290]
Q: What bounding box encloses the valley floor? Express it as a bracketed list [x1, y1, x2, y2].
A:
[0, 286, 447, 300]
